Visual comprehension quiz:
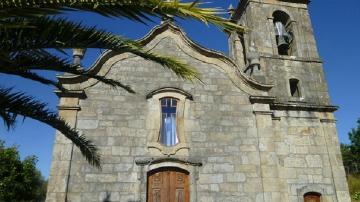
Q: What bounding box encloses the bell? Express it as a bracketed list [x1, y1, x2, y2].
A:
[274, 21, 292, 48]
[274, 21, 287, 36]
[277, 35, 289, 47]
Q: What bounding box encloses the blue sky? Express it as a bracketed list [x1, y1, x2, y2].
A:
[1, 0, 359, 178]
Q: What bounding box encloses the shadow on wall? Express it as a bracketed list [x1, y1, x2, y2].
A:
[102, 192, 111, 202]
[101, 191, 140, 202]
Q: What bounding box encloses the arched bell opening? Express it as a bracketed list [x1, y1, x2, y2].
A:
[273, 10, 295, 56]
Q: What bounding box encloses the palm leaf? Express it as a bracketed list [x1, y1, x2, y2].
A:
[0, 0, 242, 168]
[0, 50, 135, 93]
[0, 69, 66, 91]
[0, 108, 16, 130]
[0, 0, 246, 32]
[1, 17, 200, 81]
[0, 87, 101, 167]
[1, 17, 136, 52]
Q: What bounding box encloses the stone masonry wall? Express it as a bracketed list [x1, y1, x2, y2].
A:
[46, 22, 350, 201]
[62, 33, 263, 202]
[271, 110, 350, 201]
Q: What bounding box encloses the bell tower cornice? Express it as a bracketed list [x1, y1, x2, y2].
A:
[231, 0, 310, 22]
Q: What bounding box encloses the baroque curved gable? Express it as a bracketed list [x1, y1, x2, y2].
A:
[58, 22, 273, 96]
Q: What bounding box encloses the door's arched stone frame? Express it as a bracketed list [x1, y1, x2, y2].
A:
[297, 184, 325, 202]
[135, 157, 202, 202]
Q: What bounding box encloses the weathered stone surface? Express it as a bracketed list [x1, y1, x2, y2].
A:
[46, 0, 350, 201]
[77, 119, 99, 129]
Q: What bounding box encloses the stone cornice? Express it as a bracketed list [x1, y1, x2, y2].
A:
[250, 96, 339, 112]
[259, 54, 323, 63]
[57, 105, 81, 111]
[270, 102, 339, 112]
[253, 111, 273, 115]
[231, 0, 309, 22]
[279, 0, 310, 4]
[55, 90, 86, 99]
[135, 157, 202, 167]
[320, 119, 337, 123]
[250, 96, 276, 104]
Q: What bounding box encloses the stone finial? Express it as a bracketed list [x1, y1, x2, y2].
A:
[72, 48, 86, 66]
[160, 0, 174, 23]
[228, 4, 235, 17]
[228, 4, 234, 12]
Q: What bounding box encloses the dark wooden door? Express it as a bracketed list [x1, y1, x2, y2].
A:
[147, 168, 189, 202]
[304, 193, 321, 202]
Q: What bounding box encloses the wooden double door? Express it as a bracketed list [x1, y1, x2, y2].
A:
[304, 193, 321, 202]
[147, 168, 189, 202]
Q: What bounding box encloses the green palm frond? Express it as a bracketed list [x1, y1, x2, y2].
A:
[0, 0, 243, 168]
[1, 17, 136, 52]
[0, 107, 16, 130]
[1, 17, 199, 81]
[0, 50, 136, 93]
[132, 51, 200, 81]
[0, 0, 246, 32]
[0, 87, 101, 167]
[0, 69, 66, 91]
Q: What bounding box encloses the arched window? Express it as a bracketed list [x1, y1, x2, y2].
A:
[289, 78, 301, 97]
[146, 87, 192, 155]
[159, 97, 179, 146]
[304, 192, 321, 202]
[273, 11, 294, 56]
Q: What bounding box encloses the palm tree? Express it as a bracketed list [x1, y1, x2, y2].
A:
[0, 0, 246, 168]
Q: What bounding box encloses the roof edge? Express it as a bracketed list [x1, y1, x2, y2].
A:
[58, 21, 274, 94]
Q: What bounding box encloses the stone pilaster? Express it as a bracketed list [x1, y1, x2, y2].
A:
[319, 113, 351, 202]
[46, 93, 83, 202]
[254, 103, 288, 202]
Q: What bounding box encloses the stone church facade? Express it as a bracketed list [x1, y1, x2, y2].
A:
[46, 0, 351, 201]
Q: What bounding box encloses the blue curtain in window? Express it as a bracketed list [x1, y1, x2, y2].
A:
[160, 98, 179, 146]
[161, 114, 178, 146]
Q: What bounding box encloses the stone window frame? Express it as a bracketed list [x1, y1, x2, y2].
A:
[146, 87, 192, 155]
[289, 78, 301, 97]
[287, 77, 304, 102]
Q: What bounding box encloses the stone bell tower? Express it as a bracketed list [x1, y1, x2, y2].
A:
[230, 0, 331, 105]
[228, 1, 352, 201]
